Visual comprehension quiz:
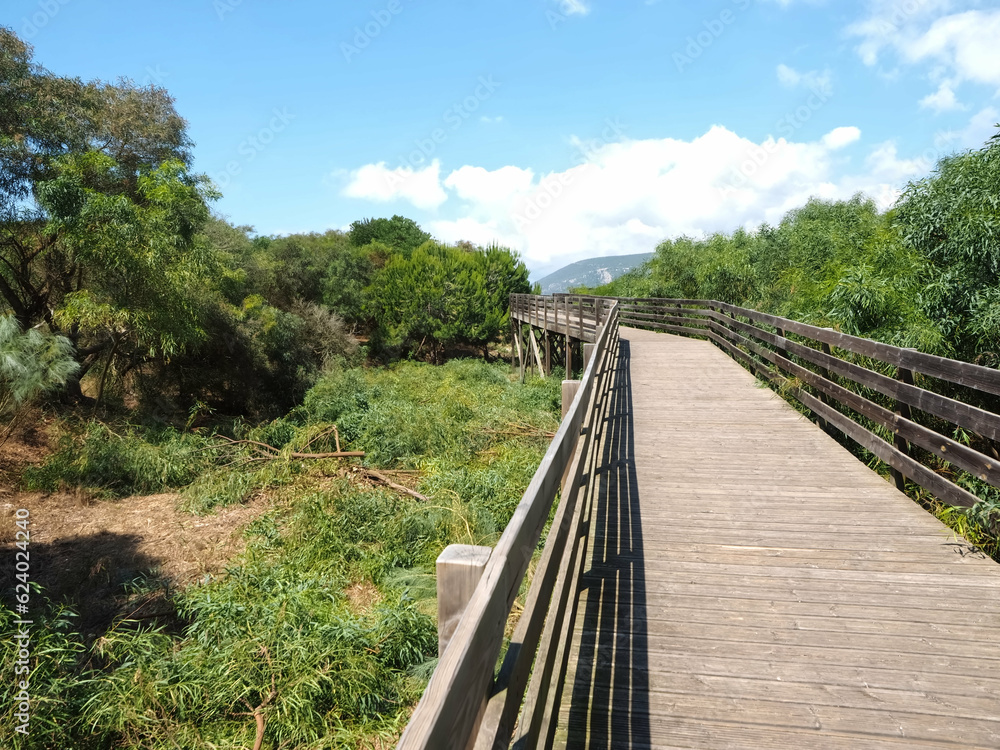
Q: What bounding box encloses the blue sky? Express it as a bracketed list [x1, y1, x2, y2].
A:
[5, 0, 1000, 276]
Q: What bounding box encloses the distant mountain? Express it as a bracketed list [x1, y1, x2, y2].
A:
[533, 253, 654, 295]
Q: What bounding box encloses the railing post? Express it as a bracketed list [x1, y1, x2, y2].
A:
[561, 380, 580, 421]
[436, 544, 492, 657]
[560, 379, 582, 496]
[583, 343, 595, 368]
[891, 351, 916, 493]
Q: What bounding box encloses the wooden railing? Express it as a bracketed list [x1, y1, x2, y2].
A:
[616, 297, 1000, 510]
[397, 300, 620, 749]
[509, 293, 609, 344]
[400, 293, 1000, 749]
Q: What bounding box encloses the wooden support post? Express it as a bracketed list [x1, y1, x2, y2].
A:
[436, 544, 492, 658]
[816, 330, 834, 434]
[510, 319, 517, 373]
[561, 379, 580, 421]
[775, 327, 786, 355]
[583, 343, 595, 368]
[544, 331, 551, 376]
[891, 353, 916, 493]
[565, 335, 572, 379]
[518, 326, 526, 383]
[529, 327, 545, 378]
[560, 379, 582, 495]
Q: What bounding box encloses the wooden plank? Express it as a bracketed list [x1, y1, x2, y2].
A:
[528, 326, 545, 378]
[701, 306, 1000, 443]
[707, 318, 1000, 488]
[550, 327, 1000, 750]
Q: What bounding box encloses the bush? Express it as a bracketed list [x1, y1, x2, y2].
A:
[0, 315, 78, 442]
[23, 423, 211, 496]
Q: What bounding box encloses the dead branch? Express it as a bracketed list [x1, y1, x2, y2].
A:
[214, 435, 364, 460]
[287, 450, 365, 459]
[238, 647, 278, 750]
[360, 468, 429, 501]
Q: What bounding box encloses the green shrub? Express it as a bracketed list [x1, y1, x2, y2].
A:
[23, 423, 212, 496]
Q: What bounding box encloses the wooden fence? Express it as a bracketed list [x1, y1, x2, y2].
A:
[396, 299, 620, 749]
[399, 293, 1000, 749]
[617, 297, 1000, 510]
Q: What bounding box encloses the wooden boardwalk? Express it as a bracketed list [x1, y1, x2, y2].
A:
[553, 328, 1000, 749]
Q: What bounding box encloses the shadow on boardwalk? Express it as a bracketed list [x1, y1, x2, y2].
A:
[565, 340, 651, 748]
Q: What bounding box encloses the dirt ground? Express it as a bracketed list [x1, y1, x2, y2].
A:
[0, 418, 273, 634]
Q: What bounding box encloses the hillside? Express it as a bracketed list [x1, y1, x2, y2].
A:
[534, 253, 653, 294]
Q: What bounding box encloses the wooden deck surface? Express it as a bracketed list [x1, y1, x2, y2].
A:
[553, 327, 1000, 749]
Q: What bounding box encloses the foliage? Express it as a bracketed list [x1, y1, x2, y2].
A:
[23, 423, 212, 496]
[0, 315, 77, 447]
[1, 27, 200, 404]
[0, 602, 89, 744]
[348, 215, 431, 253]
[0, 315, 78, 429]
[593, 194, 947, 351]
[81, 514, 438, 749]
[15, 359, 561, 747]
[365, 242, 530, 359]
[895, 130, 1000, 361]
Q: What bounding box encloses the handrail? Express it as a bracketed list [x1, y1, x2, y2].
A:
[401, 292, 1000, 749]
[397, 298, 620, 749]
[613, 296, 1000, 510]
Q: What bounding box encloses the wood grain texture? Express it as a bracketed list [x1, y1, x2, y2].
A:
[552, 328, 1000, 750]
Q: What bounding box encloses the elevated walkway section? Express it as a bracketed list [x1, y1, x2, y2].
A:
[554, 328, 1000, 749]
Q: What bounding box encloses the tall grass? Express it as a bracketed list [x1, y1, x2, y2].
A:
[13, 359, 561, 747]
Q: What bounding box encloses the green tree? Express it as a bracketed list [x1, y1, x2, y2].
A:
[895, 128, 1000, 359]
[0, 27, 210, 401]
[0, 315, 77, 442]
[348, 215, 431, 253]
[365, 242, 529, 360]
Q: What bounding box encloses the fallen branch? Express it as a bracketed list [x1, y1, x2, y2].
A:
[238, 647, 278, 750]
[483, 421, 556, 439]
[287, 450, 365, 459]
[214, 435, 364, 460]
[361, 468, 429, 502]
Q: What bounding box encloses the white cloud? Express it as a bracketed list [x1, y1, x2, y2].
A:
[430, 126, 882, 267]
[849, 4, 1000, 103]
[554, 0, 590, 16]
[340, 108, 998, 271]
[960, 106, 1000, 148]
[341, 160, 447, 210]
[919, 80, 964, 112]
[821, 126, 862, 150]
[776, 63, 833, 96]
[444, 165, 535, 205]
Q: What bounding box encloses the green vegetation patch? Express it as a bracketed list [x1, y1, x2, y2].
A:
[7, 361, 561, 747]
